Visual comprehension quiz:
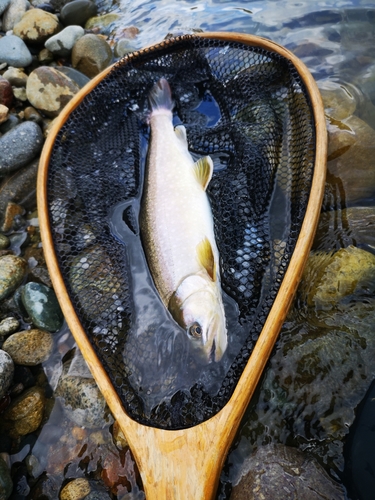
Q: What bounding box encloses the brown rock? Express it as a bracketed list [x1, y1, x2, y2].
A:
[1, 201, 24, 232]
[60, 478, 91, 500]
[0, 77, 13, 108]
[0, 254, 27, 300]
[71, 34, 113, 78]
[2, 67, 28, 87]
[2, 329, 54, 365]
[2, 386, 45, 438]
[26, 66, 79, 118]
[0, 104, 9, 125]
[13, 9, 61, 44]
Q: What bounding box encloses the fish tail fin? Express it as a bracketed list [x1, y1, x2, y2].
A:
[148, 78, 174, 114]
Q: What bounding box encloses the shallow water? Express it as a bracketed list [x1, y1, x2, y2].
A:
[29, 0, 375, 497]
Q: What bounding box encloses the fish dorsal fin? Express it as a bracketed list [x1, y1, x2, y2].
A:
[193, 156, 213, 191]
[174, 125, 188, 145]
[196, 237, 216, 281]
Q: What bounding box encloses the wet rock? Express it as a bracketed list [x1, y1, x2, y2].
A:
[45, 25, 84, 57]
[60, 478, 91, 500]
[2, 202, 24, 232]
[54, 66, 90, 88]
[60, 0, 97, 27]
[0, 113, 20, 134]
[0, 317, 19, 335]
[325, 115, 375, 207]
[71, 34, 112, 78]
[0, 105, 9, 125]
[13, 365, 35, 390]
[0, 159, 39, 229]
[2, 386, 45, 438]
[29, 473, 59, 499]
[0, 77, 13, 108]
[21, 282, 63, 332]
[55, 359, 110, 428]
[0, 350, 14, 399]
[231, 444, 345, 500]
[38, 47, 54, 64]
[0, 0, 11, 15]
[300, 246, 375, 308]
[0, 35, 32, 68]
[0, 122, 43, 176]
[2, 67, 28, 88]
[13, 9, 61, 44]
[2, 0, 29, 32]
[2, 329, 53, 365]
[319, 80, 357, 121]
[84, 491, 111, 500]
[0, 455, 12, 500]
[84, 12, 119, 33]
[0, 235, 10, 251]
[23, 106, 43, 123]
[0, 255, 27, 301]
[26, 66, 80, 118]
[112, 420, 128, 449]
[114, 39, 136, 58]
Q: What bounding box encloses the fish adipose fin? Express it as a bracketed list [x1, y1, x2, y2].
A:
[193, 156, 213, 191]
[174, 125, 188, 145]
[148, 78, 174, 112]
[196, 237, 216, 281]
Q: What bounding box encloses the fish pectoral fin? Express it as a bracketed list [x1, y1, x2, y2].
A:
[196, 237, 216, 281]
[193, 156, 213, 191]
[174, 125, 188, 145]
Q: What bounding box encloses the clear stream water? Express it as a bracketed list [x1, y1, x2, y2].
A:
[35, 0, 375, 498]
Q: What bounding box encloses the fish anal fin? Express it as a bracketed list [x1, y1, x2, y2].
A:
[196, 237, 216, 281]
[193, 156, 213, 191]
[174, 125, 188, 145]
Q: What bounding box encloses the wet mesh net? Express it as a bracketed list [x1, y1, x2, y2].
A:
[46, 35, 315, 429]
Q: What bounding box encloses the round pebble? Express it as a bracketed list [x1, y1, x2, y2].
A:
[0, 317, 19, 335]
[13, 9, 61, 44]
[0, 113, 20, 134]
[0, 235, 10, 251]
[60, 0, 97, 27]
[0, 254, 27, 301]
[0, 0, 11, 15]
[0, 455, 13, 500]
[2, 386, 45, 438]
[26, 66, 80, 118]
[2, 0, 29, 32]
[54, 66, 90, 89]
[2, 329, 54, 365]
[21, 282, 63, 332]
[60, 478, 91, 500]
[0, 104, 9, 125]
[0, 121, 44, 176]
[45, 25, 84, 57]
[71, 34, 113, 78]
[0, 77, 13, 107]
[2, 67, 28, 87]
[0, 350, 14, 399]
[0, 35, 32, 68]
[84, 12, 119, 33]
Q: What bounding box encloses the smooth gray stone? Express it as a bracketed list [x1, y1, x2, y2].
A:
[21, 282, 63, 332]
[60, 0, 97, 27]
[0, 121, 43, 176]
[2, 0, 29, 32]
[0, 349, 14, 399]
[54, 65, 90, 88]
[45, 25, 84, 57]
[0, 35, 32, 68]
[0, 0, 11, 15]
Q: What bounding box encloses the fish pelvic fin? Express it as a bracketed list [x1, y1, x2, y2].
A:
[174, 125, 188, 145]
[193, 156, 213, 191]
[148, 78, 174, 113]
[196, 237, 216, 281]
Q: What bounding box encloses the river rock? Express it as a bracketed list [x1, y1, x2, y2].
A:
[300, 246, 375, 308]
[0, 77, 13, 108]
[2, 329, 53, 365]
[231, 444, 345, 500]
[21, 282, 63, 332]
[2, 67, 28, 87]
[0, 113, 20, 134]
[0, 255, 27, 300]
[38, 47, 54, 64]
[0, 350, 14, 399]
[60, 478, 91, 500]
[114, 38, 135, 58]
[45, 25, 84, 57]
[13, 9, 61, 44]
[55, 359, 110, 428]
[0, 455, 12, 500]
[2, 0, 29, 31]
[2, 386, 45, 438]
[0, 105, 9, 125]
[2, 202, 24, 232]
[60, 0, 97, 27]
[0, 317, 19, 335]
[319, 80, 357, 121]
[84, 12, 119, 33]
[26, 66, 80, 118]
[54, 66, 90, 88]
[0, 235, 10, 251]
[325, 115, 375, 207]
[0, 159, 39, 229]
[0, 35, 32, 68]
[0, 0, 11, 15]
[71, 34, 112, 78]
[0, 121, 43, 176]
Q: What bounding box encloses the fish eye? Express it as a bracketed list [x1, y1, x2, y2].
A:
[188, 322, 202, 338]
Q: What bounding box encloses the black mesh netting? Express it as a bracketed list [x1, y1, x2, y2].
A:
[46, 35, 315, 429]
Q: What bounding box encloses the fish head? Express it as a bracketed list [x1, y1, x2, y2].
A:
[169, 274, 227, 362]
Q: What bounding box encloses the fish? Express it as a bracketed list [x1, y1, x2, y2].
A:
[140, 78, 227, 362]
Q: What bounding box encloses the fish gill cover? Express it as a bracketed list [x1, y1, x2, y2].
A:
[46, 35, 315, 429]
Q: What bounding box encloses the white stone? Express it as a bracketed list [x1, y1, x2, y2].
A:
[45, 25, 84, 57]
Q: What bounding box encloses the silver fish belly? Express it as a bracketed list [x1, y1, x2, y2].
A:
[140, 78, 227, 362]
